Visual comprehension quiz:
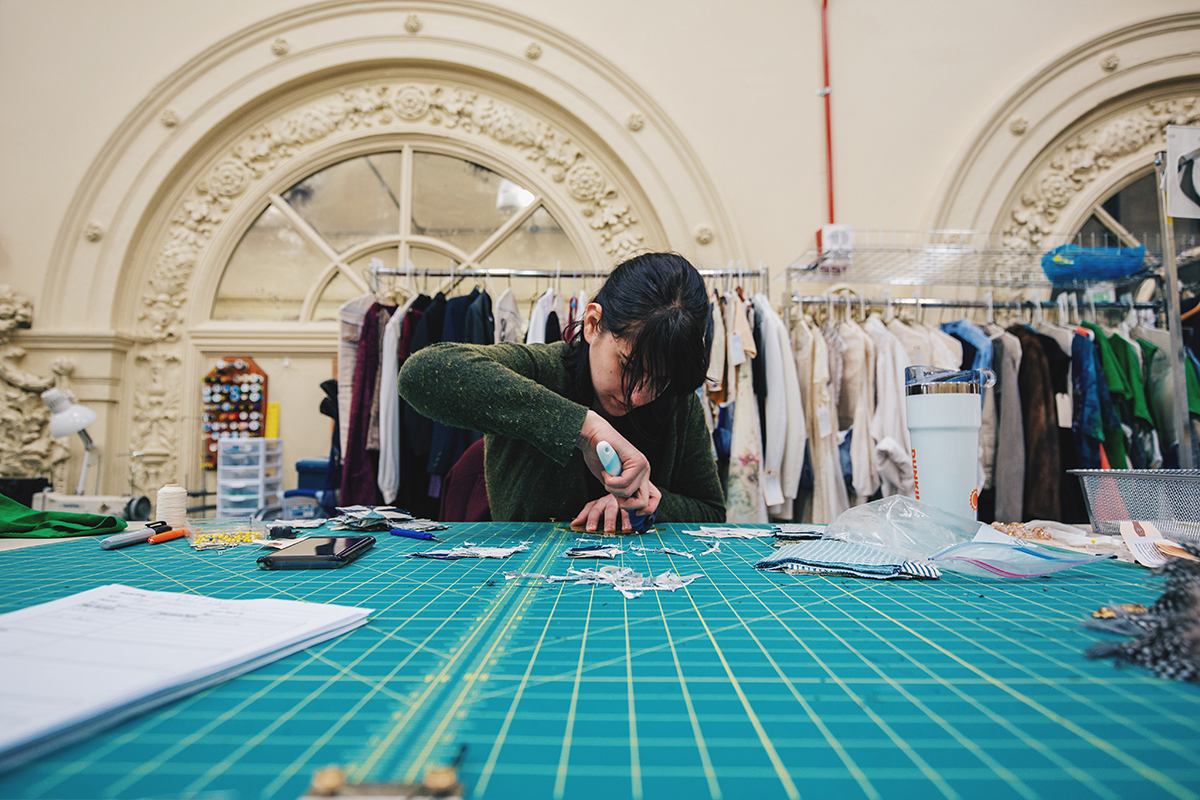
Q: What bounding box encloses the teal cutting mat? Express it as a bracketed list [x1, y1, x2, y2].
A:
[1, 523, 1198, 800]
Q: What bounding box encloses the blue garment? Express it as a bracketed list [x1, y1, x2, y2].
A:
[940, 319, 993, 371]
[713, 401, 733, 460]
[1071, 333, 1103, 469]
[427, 289, 482, 480]
[838, 428, 854, 491]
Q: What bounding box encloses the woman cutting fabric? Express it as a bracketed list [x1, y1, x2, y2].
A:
[398, 252, 725, 531]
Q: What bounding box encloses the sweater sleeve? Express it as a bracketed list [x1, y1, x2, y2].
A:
[655, 393, 726, 523]
[398, 341, 588, 466]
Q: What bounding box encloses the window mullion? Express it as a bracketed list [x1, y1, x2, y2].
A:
[467, 197, 545, 265]
[1091, 202, 1141, 249]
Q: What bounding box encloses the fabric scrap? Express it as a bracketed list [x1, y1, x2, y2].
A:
[699, 541, 721, 556]
[1086, 541, 1200, 682]
[683, 526, 775, 539]
[630, 544, 695, 559]
[564, 544, 624, 559]
[755, 539, 939, 579]
[409, 542, 529, 560]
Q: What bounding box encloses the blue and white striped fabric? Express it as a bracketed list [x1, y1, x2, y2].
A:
[755, 540, 941, 580]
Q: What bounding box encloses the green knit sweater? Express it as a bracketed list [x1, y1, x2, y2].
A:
[398, 341, 726, 523]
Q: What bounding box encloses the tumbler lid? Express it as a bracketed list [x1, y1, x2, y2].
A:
[904, 366, 996, 396]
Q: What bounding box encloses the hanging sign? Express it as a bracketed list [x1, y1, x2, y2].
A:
[1166, 125, 1200, 220]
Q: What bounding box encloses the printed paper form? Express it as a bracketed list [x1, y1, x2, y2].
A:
[0, 584, 372, 770]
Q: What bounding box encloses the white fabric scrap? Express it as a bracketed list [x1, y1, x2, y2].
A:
[684, 527, 775, 539]
[699, 541, 721, 556]
[564, 544, 624, 559]
[503, 572, 546, 580]
[562, 566, 703, 599]
[630, 544, 695, 559]
[411, 543, 530, 559]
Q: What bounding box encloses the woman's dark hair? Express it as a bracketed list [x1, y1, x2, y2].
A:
[564, 252, 712, 426]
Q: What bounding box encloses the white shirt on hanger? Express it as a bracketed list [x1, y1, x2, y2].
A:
[377, 292, 421, 503]
[494, 287, 524, 343]
[863, 315, 914, 497]
[525, 288, 555, 344]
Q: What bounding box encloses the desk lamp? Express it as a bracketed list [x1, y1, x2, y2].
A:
[41, 388, 98, 495]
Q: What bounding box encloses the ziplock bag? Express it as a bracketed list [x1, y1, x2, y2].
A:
[928, 539, 1101, 579]
[825, 495, 982, 561]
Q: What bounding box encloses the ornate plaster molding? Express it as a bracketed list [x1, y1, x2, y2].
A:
[0, 286, 68, 481]
[128, 80, 647, 491]
[1002, 96, 1200, 246]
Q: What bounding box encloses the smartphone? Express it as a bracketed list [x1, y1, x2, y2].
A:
[257, 536, 375, 570]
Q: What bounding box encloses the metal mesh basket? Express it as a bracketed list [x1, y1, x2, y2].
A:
[1071, 469, 1200, 541]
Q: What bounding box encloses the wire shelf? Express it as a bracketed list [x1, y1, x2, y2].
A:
[786, 229, 1197, 289]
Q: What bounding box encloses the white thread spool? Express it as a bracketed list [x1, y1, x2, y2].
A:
[156, 484, 187, 529]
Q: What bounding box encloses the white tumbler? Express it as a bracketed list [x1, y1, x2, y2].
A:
[905, 366, 995, 519]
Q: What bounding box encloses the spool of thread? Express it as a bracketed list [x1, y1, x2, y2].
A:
[156, 484, 187, 530]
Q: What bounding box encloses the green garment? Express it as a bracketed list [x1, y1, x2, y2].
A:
[1107, 333, 1154, 429]
[398, 341, 726, 523]
[1081, 322, 1129, 401]
[0, 493, 126, 538]
[1138, 338, 1200, 447]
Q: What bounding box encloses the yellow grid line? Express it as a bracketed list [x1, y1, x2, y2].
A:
[553, 583, 596, 798]
[399, 532, 562, 784]
[475, 582, 568, 795]
[664, 534, 801, 800]
[840, 583, 1199, 800]
[654, 590, 722, 799]
[625, 594, 643, 800]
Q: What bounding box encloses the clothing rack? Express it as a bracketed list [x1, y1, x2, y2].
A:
[368, 263, 770, 295]
[791, 294, 1160, 315]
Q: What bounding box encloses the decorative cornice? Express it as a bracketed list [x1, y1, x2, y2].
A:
[1003, 96, 1200, 246]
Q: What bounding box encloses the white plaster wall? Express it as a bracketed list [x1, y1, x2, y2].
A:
[2, 0, 1194, 312]
[1, 0, 1197, 496]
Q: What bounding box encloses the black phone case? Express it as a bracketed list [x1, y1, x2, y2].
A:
[257, 536, 375, 570]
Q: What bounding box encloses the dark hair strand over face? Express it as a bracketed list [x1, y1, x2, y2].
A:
[565, 252, 712, 430]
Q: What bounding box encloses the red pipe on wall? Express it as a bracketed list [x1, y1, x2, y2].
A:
[821, 0, 834, 225]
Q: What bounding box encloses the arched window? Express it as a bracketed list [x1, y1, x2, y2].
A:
[1075, 169, 1200, 251]
[211, 146, 585, 322]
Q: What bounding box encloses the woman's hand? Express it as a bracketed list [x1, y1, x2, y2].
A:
[577, 410, 652, 511]
[571, 482, 661, 532]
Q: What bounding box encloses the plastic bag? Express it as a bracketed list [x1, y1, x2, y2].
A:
[825, 495, 982, 561]
[826, 496, 1101, 578]
[928, 540, 1101, 578]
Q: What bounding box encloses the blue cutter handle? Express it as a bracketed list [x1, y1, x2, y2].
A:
[595, 441, 655, 532]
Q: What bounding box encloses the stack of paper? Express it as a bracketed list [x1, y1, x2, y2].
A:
[0, 584, 372, 772]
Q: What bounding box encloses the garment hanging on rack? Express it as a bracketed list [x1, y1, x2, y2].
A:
[862, 315, 914, 498]
[759, 295, 806, 515]
[837, 316, 879, 504]
[525, 288, 554, 344]
[790, 315, 816, 522]
[427, 289, 485, 488]
[465, 289, 495, 346]
[545, 311, 561, 343]
[809, 318, 850, 522]
[340, 302, 395, 506]
[984, 325, 1025, 523]
[379, 293, 432, 506]
[1007, 325, 1061, 522]
[753, 294, 805, 516]
[707, 292, 726, 397]
[493, 287, 523, 343]
[723, 293, 768, 523]
[337, 293, 375, 459]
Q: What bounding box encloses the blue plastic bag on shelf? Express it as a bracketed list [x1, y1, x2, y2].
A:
[1040, 243, 1146, 284]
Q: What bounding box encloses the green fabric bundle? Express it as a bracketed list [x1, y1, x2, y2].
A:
[0, 493, 126, 538]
